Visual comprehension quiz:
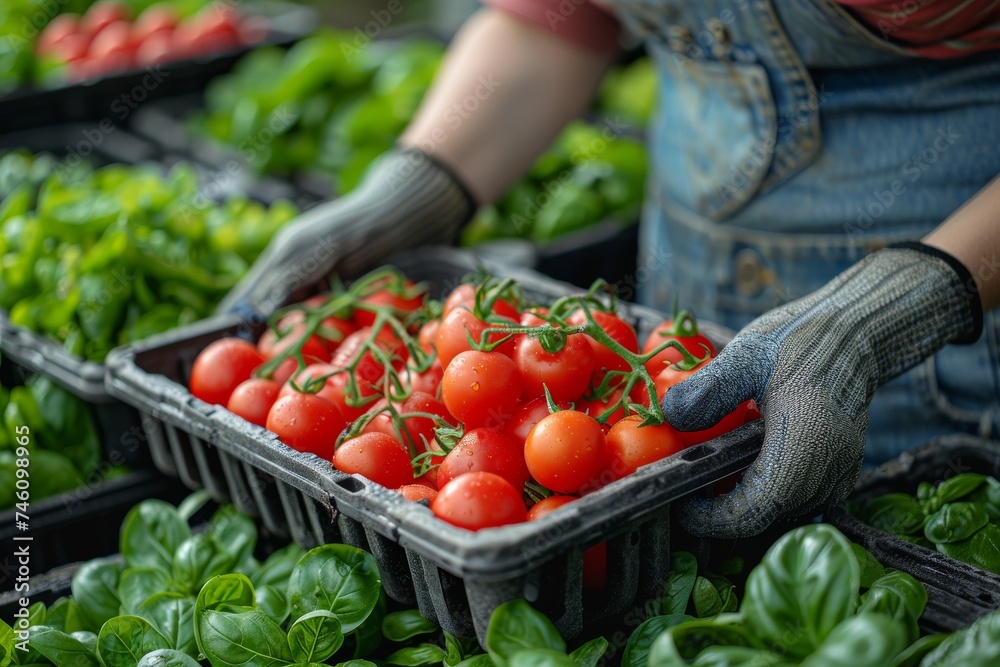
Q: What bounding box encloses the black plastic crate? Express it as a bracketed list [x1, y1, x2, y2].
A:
[825, 435, 1000, 633]
[0, 468, 189, 590]
[0, 2, 315, 133]
[104, 246, 763, 643]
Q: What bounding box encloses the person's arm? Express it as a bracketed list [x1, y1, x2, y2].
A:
[663, 179, 995, 539]
[924, 174, 1000, 310]
[221, 7, 618, 315]
[400, 8, 618, 204]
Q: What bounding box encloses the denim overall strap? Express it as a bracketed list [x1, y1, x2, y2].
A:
[608, 0, 1000, 459]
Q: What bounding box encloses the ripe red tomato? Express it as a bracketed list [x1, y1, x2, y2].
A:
[263, 357, 298, 385]
[131, 4, 178, 45]
[266, 393, 347, 460]
[333, 432, 414, 489]
[134, 30, 173, 66]
[654, 357, 712, 399]
[417, 319, 440, 354]
[437, 428, 530, 490]
[190, 338, 263, 406]
[50, 34, 90, 63]
[605, 415, 684, 478]
[173, 5, 242, 58]
[503, 396, 569, 445]
[399, 360, 443, 396]
[87, 21, 134, 71]
[80, 1, 131, 40]
[513, 332, 595, 403]
[319, 371, 381, 422]
[226, 378, 280, 427]
[441, 351, 522, 429]
[642, 319, 715, 376]
[679, 400, 762, 448]
[567, 310, 638, 381]
[527, 496, 607, 589]
[37, 14, 80, 55]
[524, 411, 608, 494]
[442, 284, 520, 320]
[280, 363, 337, 398]
[330, 328, 393, 390]
[435, 308, 516, 368]
[399, 484, 437, 503]
[432, 472, 527, 530]
[354, 280, 424, 328]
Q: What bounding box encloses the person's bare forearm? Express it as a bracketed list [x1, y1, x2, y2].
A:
[398, 8, 617, 204]
[924, 174, 1000, 310]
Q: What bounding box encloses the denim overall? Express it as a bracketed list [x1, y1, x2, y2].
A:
[609, 0, 1000, 462]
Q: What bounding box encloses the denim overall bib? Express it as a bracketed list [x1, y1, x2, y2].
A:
[610, 0, 1000, 461]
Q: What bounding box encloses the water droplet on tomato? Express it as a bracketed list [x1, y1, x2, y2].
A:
[471, 382, 480, 391]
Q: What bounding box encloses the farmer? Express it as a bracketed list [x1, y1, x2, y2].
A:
[223, 1, 1000, 538]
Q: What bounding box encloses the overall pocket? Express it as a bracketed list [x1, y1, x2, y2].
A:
[648, 45, 777, 221]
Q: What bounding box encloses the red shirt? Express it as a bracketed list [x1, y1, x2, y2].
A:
[485, 0, 1000, 58]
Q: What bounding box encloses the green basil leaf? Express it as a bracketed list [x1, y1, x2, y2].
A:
[194, 573, 257, 654]
[210, 506, 258, 567]
[287, 545, 381, 633]
[120, 500, 191, 571]
[173, 535, 239, 595]
[800, 613, 909, 667]
[70, 559, 124, 633]
[257, 585, 290, 627]
[741, 524, 860, 660]
[138, 648, 204, 667]
[936, 524, 1000, 574]
[0, 618, 14, 667]
[486, 600, 565, 667]
[42, 599, 70, 633]
[647, 620, 759, 666]
[119, 568, 172, 614]
[382, 611, 438, 642]
[857, 571, 926, 645]
[334, 661, 379, 667]
[851, 544, 886, 590]
[27, 626, 100, 667]
[198, 608, 293, 667]
[252, 545, 307, 592]
[692, 576, 737, 618]
[924, 503, 990, 545]
[622, 615, 692, 667]
[567, 637, 607, 667]
[860, 494, 925, 536]
[919, 609, 1000, 666]
[662, 553, 698, 616]
[287, 610, 343, 664]
[97, 616, 171, 667]
[386, 644, 449, 666]
[70, 632, 98, 654]
[506, 649, 575, 667]
[690, 646, 796, 666]
[137, 593, 197, 658]
[890, 634, 947, 667]
[449, 657, 494, 667]
[935, 474, 987, 505]
[348, 587, 386, 660]
[28, 603, 46, 628]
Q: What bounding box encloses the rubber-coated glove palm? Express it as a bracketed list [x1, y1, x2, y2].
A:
[662, 243, 982, 538]
[218, 149, 476, 318]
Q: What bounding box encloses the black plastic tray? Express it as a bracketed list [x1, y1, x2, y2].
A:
[0, 2, 315, 133]
[104, 246, 761, 643]
[0, 468, 189, 590]
[825, 435, 1000, 634]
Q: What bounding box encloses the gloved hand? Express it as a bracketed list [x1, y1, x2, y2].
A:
[662, 242, 983, 538]
[218, 149, 477, 318]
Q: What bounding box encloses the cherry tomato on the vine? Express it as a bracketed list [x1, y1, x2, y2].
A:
[399, 484, 438, 503]
[435, 307, 517, 368]
[266, 393, 346, 460]
[333, 432, 414, 489]
[441, 351, 522, 429]
[431, 472, 527, 530]
[504, 396, 570, 445]
[642, 318, 715, 376]
[524, 410, 608, 494]
[226, 378, 280, 427]
[437, 428, 530, 490]
[513, 332, 596, 403]
[605, 415, 684, 478]
[354, 279, 424, 328]
[567, 310, 638, 382]
[190, 338, 264, 406]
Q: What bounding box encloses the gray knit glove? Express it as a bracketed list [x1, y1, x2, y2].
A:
[218, 149, 477, 317]
[663, 243, 983, 538]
